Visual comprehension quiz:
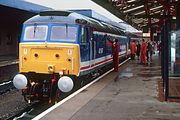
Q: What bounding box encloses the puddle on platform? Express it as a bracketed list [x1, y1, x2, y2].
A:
[124, 67, 132, 72]
[117, 66, 134, 79]
[142, 78, 152, 81]
[137, 73, 161, 77]
[140, 66, 161, 71]
[118, 72, 133, 78]
[138, 65, 161, 77]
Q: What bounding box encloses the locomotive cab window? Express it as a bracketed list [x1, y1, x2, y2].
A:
[23, 25, 48, 41]
[50, 25, 77, 42]
[81, 27, 88, 43]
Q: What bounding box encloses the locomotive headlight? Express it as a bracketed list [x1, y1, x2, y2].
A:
[48, 65, 54, 72]
[13, 74, 27, 89]
[58, 76, 74, 92]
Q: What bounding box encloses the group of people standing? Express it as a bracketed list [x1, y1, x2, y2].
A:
[130, 39, 154, 65]
[106, 35, 156, 72]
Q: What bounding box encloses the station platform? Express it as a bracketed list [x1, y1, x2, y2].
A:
[35, 53, 180, 120]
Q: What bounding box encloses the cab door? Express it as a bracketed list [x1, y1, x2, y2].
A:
[79, 26, 95, 71]
[79, 26, 91, 70]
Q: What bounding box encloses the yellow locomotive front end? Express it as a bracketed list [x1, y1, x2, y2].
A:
[14, 42, 80, 103]
[19, 43, 80, 76]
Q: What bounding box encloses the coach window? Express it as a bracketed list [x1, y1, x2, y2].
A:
[81, 27, 88, 43]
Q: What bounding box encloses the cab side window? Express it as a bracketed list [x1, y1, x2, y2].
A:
[81, 27, 88, 43]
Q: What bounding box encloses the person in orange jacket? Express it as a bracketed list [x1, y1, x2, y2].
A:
[107, 37, 120, 72]
[130, 40, 137, 60]
[140, 39, 147, 65]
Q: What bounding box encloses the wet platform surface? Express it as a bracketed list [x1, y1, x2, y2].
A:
[39, 54, 180, 120]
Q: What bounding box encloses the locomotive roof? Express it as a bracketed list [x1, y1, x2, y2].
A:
[25, 10, 125, 35]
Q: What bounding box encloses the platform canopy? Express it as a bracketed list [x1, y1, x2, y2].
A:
[91, 0, 178, 32]
[0, 0, 142, 32]
[0, 0, 50, 13]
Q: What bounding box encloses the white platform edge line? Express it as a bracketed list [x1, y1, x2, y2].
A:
[32, 58, 130, 120]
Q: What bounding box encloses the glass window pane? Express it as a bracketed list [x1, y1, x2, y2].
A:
[51, 25, 77, 42]
[24, 25, 48, 41]
[51, 26, 66, 40]
[169, 22, 180, 77]
[168, 21, 180, 98]
[81, 27, 88, 43]
[67, 27, 77, 40]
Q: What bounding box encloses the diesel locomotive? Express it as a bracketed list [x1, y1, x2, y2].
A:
[13, 10, 131, 103]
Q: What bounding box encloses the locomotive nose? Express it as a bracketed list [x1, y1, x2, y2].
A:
[58, 76, 74, 92]
[13, 74, 27, 89]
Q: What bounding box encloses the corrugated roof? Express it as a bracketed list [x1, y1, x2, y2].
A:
[92, 0, 177, 32]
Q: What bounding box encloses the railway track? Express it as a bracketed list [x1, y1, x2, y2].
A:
[0, 81, 14, 95]
[0, 63, 18, 95]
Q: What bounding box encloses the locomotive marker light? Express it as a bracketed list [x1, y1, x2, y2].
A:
[48, 65, 55, 72]
[13, 74, 27, 89]
[58, 76, 74, 92]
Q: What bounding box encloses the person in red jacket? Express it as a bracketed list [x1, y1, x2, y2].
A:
[130, 40, 137, 60]
[107, 37, 119, 72]
[140, 39, 147, 65]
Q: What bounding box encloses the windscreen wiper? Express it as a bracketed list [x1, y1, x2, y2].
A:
[33, 23, 37, 37]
